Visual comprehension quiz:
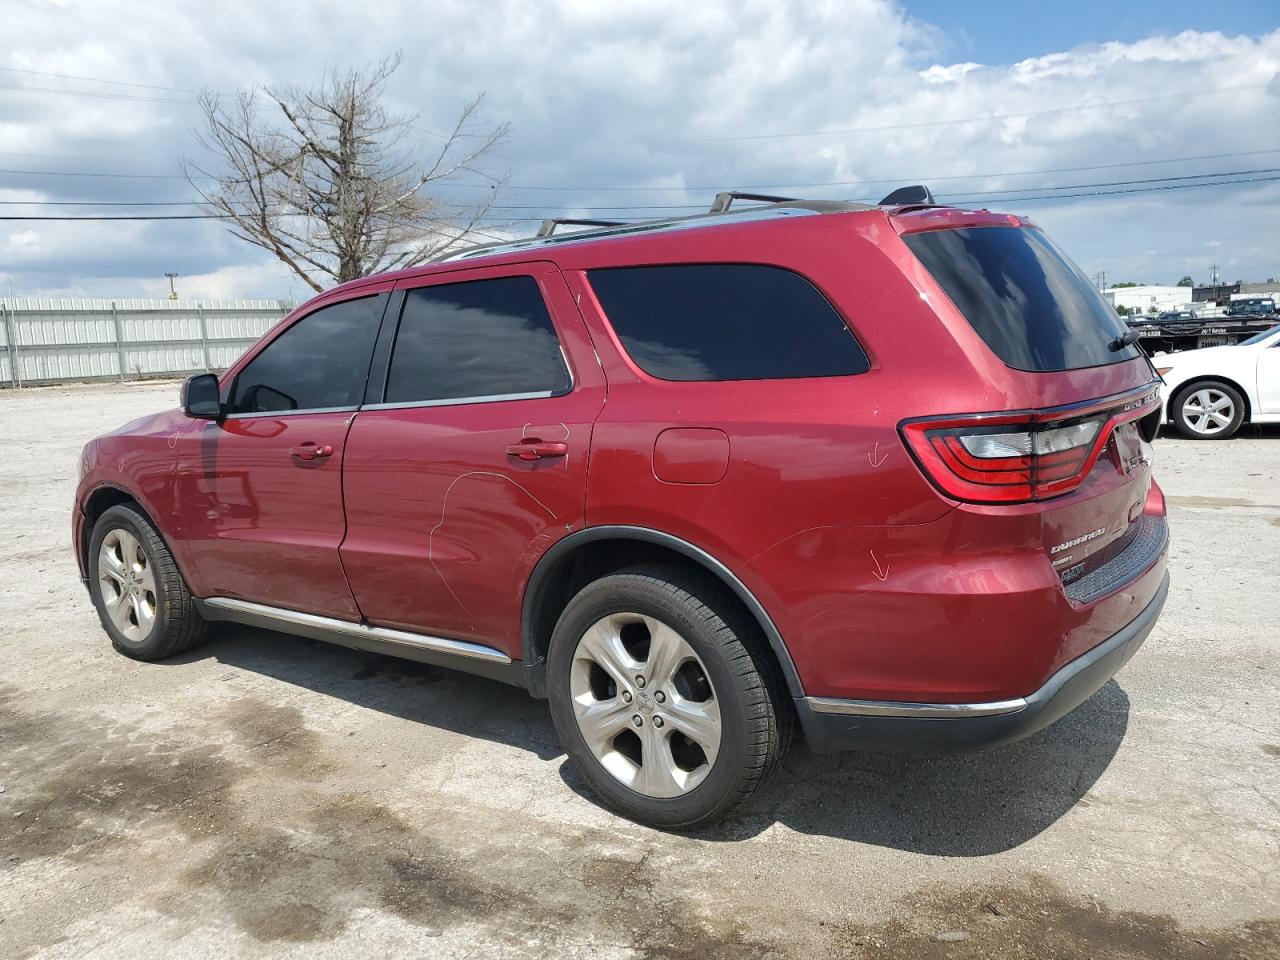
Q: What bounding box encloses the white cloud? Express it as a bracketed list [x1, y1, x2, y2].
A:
[0, 2, 1276, 298]
[5, 229, 42, 253]
[919, 62, 981, 84]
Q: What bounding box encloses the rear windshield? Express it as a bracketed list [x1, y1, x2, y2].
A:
[904, 226, 1141, 371]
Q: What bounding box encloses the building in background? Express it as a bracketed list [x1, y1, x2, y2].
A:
[1236, 281, 1280, 300]
[1103, 285, 1191, 315]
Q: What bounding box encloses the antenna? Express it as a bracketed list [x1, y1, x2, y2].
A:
[878, 185, 935, 205]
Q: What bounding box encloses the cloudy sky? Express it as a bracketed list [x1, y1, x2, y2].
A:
[2, 0, 1277, 303]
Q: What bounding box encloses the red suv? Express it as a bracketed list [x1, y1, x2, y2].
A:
[74, 194, 1169, 829]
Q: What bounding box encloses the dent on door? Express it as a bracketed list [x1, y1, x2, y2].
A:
[338, 407, 599, 651]
[338, 263, 607, 652]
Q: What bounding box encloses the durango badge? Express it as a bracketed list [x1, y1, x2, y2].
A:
[1051, 527, 1107, 554]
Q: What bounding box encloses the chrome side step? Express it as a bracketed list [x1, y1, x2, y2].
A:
[196, 597, 526, 688]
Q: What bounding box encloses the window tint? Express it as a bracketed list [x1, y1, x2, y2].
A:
[230, 295, 383, 413]
[587, 264, 869, 381]
[384, 276, 571, 403]
[903, 226, 1142, 371]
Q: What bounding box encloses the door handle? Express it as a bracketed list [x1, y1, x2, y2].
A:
[290, 443, 335, 461]
[505, 439, 569, 461]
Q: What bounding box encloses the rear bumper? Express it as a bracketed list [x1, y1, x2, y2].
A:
[796, 571, 1168, 753]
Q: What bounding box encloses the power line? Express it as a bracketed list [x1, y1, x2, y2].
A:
[945, 173, 1280, 204]
[4, 171, 1279, 221]
[486, 167, 1280, 207]
[702, 147, 1280, 190]
[0, 213, 222, 220]
[6, 163, 1276, 212]
[934, 166, 1280, 198]
[0, 200, 198, 206]
[5, 146, 1280, 191]
[0, 82, 195, 104]
[5, 145, 1274, 190]
[671, 83, 1270, 143]
[4, 165, 1279, 221]
[0, 65, 197, 93]
[0, 167, 201, 179]
[0, 150, 182, 167]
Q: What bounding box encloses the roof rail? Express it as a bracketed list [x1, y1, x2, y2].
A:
[709, 191, 799, 214]
[536, 217, 627, 238]
[878, 184, 935, 205]
[432, 192, 893, 264]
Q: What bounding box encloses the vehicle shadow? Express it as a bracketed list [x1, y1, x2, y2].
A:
[1241, 423, 1280, 439]
[560, 679, 1132, 856]
[170, 623, 565, 761]
[179, 623, 1129, 857]
[1165, 422, 1280, 440]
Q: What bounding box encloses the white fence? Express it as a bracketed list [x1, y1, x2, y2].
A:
[0, 298, 292, 387]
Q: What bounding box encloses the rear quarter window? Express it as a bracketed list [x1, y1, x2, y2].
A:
[904, 226, 1141, 371]
[586, 263, 869, 381]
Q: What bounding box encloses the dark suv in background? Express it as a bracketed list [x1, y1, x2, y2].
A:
[76, 192, 1169, 828]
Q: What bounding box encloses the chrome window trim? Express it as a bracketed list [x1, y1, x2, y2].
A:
[806, 695, 1028, 719]
[363, 389, 563, 412]
[223, 405, 359, 420]
[202, 597, 512, 664]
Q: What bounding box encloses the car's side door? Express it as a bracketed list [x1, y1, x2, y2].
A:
[338, 262, 606, 655]
[174, 289, 389, 619]
[1257, 336, 1280, 414]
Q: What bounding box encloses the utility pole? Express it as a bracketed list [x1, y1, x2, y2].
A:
[165, 272, 179, 300]
[1093, 270, 1108, 292]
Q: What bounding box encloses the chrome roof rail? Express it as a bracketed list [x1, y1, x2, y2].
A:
[709, 191, 799, 214]
[431, 191, 905, 263]
[536, 217, 627, 238]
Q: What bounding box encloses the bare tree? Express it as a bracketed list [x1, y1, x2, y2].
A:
[188, 54, 509, 292]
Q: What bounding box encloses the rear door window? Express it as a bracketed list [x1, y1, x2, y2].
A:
[384, 275, 571, 404]
[903, 226, 1142, 371]
[587, 264, 869, 381]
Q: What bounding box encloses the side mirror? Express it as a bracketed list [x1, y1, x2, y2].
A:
[182, 373, 223, 420]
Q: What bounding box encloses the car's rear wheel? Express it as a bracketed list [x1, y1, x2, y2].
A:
[1173, 380, 1245, 439]
[547, 565, 790, 830]
[89, 503, 206, 661]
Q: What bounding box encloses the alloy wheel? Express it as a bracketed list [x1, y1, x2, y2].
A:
[1181, 388, 1236, 436]
[569, 612, 721, 798]
[97, 528, 158, 643]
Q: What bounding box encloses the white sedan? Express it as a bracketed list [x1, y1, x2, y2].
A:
[1156, 325, 1280, 438]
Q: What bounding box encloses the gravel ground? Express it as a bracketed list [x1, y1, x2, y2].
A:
[0, 379, 1277, 959]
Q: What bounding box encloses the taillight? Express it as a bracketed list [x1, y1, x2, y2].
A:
[901, 414, 1110, 503]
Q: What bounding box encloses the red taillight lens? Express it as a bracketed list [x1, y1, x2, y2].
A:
[902, 415, 1108, 503]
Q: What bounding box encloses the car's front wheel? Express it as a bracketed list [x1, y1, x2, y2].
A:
[1172, 380, 1246, 439]
[547, 565, 790, 830]
[89, 503, 206, 661]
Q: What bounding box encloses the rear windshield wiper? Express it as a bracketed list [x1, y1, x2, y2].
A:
[1108, 330, 1142, 352]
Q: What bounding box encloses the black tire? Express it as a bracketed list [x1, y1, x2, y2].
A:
[88, 503, 206, 661]
[547, 565, 791, 830]
[1172, 379, 1246, 439]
